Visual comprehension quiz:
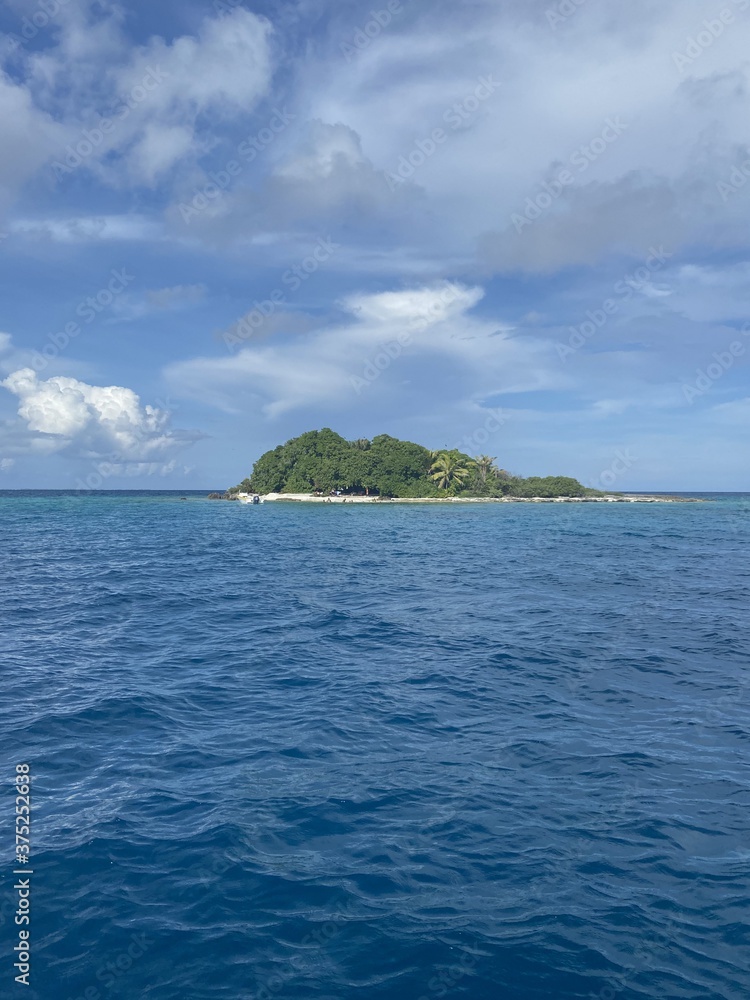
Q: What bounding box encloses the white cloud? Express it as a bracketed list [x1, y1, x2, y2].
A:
[276, 120, 367, 181]
[13, 6, 273, 189]
[107, 283, 208, 324]
[1, 368, 200, 461]
[243, 0, 750, 272]
[168, 120, 418, 244]
[166, 282, 555, 417]
[8, 0, 748, 276]
[0, 331, 35, 376]
[115, 10, 272, 117]
[0, 69, 67, 215]
[127, 124, 195, 188]
[710, 397, 750, 422]
[666, 262, 750, 322]
[9, 214, 161, 243]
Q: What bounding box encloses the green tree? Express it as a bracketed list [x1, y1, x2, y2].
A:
[231, 430, 591, 499]
[430, 452, 473, 492]
[475, 455, 498, 485]
[509, 475, 587, 498]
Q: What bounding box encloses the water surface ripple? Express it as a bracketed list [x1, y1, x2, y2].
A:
[1, 492, 749, 999]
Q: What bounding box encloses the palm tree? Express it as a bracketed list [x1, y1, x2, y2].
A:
[430, 452, 473, 491]
[475, 455, 498, 485]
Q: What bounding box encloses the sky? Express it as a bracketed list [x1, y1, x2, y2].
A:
[0, 0, 749, 491]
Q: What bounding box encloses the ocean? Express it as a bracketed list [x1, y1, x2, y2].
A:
[2, 491, 748, 1000]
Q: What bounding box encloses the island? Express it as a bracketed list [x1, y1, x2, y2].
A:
[210, 429, 700, 503]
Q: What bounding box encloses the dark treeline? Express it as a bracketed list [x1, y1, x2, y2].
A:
[231, 429, 597, 499]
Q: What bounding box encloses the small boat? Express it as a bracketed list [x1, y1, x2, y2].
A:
[238, 494, 263, 505]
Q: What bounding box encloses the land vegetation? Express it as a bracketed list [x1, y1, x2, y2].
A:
[230, 429, 600, 499]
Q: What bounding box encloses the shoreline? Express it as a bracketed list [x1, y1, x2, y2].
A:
[236, 492, 705, 505]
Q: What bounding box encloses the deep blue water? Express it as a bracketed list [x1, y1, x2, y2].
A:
[2, 491, 749, 1000]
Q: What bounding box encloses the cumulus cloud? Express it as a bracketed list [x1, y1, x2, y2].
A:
[1, 368, 200, 463]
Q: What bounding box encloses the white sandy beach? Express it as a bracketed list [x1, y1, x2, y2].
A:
[239, 493, 696, 505]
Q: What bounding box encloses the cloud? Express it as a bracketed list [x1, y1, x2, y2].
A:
[145, 284, 206, 310]
[0, 331, 36, 376]
[8, 0, 750, 276]
[167, 119, 420, 246]
[213, 309, 319, 345]
[106, 283, 208, 324]
[166, 282, 555, 417]
[9, 214, 161, 243]
[270, 0, 750, 273]
[2, 0, 750, 489]
[0, 68, 67, 215]
[16, 5, 273, 188]
[710, 397, 750, 422]
[1, 368, 201, 462]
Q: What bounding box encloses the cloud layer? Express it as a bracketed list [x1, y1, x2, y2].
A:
[0, 0, 749, 488]
[2, 367, 197, 466]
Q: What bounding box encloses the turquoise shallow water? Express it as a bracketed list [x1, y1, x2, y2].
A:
[1, 491, 749, 999]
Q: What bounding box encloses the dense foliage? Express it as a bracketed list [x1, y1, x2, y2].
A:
[231, 430, 597, 498]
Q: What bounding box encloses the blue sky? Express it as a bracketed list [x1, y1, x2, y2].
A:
[0, 0, 749, 490]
